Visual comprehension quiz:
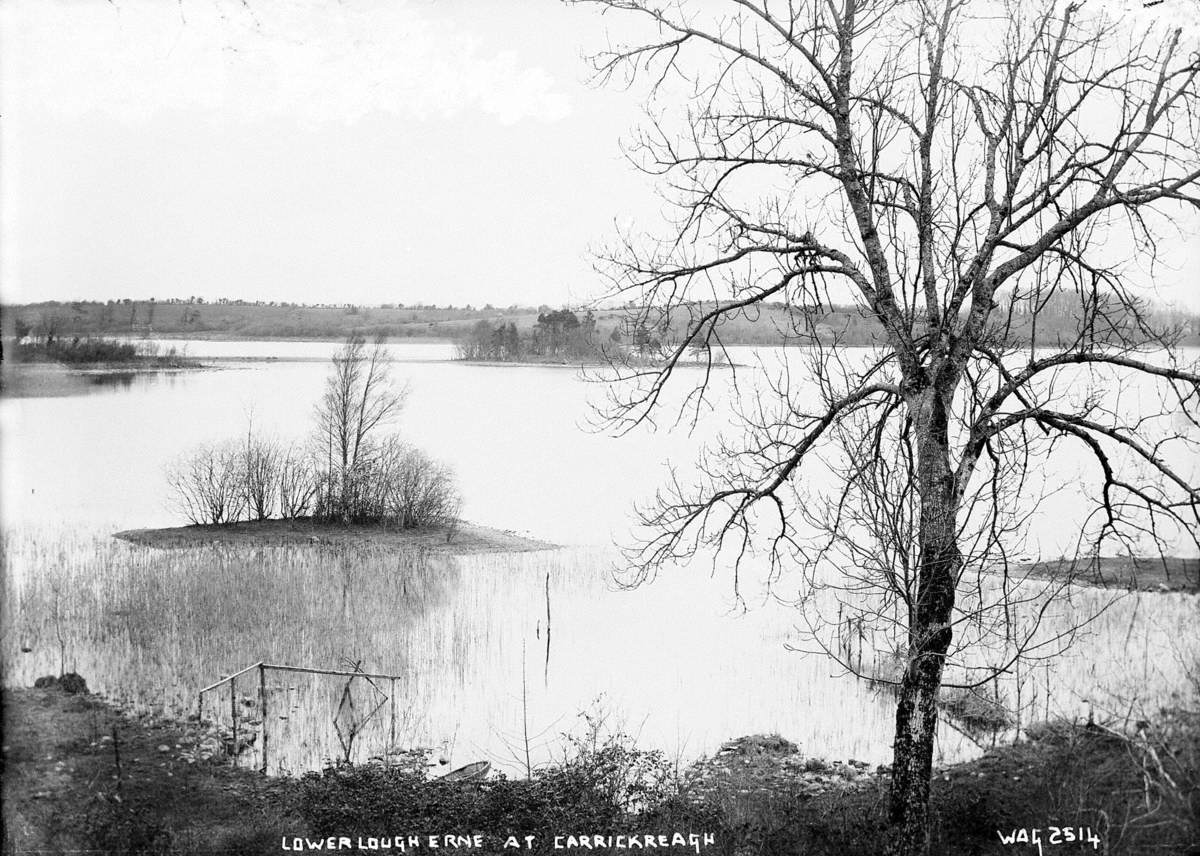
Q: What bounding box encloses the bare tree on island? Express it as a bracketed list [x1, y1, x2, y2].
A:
[577, 0, 1200, 852]
[316, 335, 409, 522]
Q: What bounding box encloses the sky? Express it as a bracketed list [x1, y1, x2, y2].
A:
[0, 0, 663, 308]
[1, 0, 1197, 310]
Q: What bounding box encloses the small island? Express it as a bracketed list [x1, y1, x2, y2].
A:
[2, 333, 204, 397]
[114, 518, 553, 555]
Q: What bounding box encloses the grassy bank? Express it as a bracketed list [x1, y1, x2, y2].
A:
[1020, 556, 1200, 593]
[5, 685, 1197, 855]
[2, 687, 297, 855]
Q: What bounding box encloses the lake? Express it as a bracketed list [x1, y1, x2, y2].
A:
[2, 341, 1196, 774]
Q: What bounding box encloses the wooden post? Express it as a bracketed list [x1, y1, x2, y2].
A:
[230, 675, 238, 767]
[260, 664, 268, 775]
[544, 571, 552, 686]
[389, 678, 396, 755]
[112, 724, 123, 795]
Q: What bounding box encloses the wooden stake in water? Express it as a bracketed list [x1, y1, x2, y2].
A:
[231, 674, 239, 768]
[544, 571, 552, 687]
[522, 639, 531, 778]
[112, 723, 123, 794]
[260, 664, 268, 775]
[389, 678, 397, 756]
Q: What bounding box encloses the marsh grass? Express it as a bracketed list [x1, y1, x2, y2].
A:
[3, 527, 1196, 777]
[1, 529, 600, 772]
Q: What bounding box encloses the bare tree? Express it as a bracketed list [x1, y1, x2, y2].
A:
[277, 442, 319, 519]
[240, 426, 280, 521]
[576, 1, 1200, 852]
[315, 335, 409, 522]
[166, 441, 247, 525]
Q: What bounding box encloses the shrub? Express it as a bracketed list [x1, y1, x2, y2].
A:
[940, 687, 1013, 733]
[383, 443, 461, 529]
[166, 441, 247, 525]
[277, 444, 319, 518]
[312, 437, 460, 529]
[296, 714, 718, 849]
[239, 433, 281, 521]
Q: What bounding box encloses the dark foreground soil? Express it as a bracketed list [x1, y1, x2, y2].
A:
[1, 688, 300, 855]
[114, 518, 555, 556]
[3, 687, 1197, 856]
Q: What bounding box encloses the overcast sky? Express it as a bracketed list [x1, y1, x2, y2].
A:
[1, 0, 1197, 310]
[0, 0, 666, 308]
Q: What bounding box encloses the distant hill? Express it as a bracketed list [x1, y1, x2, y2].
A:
[2, 297, 1196, 350]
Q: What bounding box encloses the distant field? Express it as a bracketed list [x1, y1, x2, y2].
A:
[4, 297, 1196, 348]
[1, 299, 884, 347]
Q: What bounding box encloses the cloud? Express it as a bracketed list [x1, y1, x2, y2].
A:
[0, 0, 573, 126]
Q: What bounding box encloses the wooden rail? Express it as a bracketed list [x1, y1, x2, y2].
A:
[197, 662, 406, 775]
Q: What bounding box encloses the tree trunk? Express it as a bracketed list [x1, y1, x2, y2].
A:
[888, 390, 961, 856]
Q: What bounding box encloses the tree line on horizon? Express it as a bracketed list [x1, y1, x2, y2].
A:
[6, 290, 1196, 352]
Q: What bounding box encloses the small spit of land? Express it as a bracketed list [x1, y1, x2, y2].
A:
[4, 685, 1197, 856]
[114, 518, 554, 555]
[1021, 556, 1200, 593]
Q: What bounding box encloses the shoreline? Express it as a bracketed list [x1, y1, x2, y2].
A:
[0, 360, 215, 399]
[1015, 556, 1199, 593]
[6, 685, 1193, 855]
[114, 518, 557, 555]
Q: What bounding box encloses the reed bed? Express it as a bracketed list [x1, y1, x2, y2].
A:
[3, 526, 1195, 777]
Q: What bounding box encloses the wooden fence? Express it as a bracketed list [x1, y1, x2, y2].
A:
[197, 662, 407, 774]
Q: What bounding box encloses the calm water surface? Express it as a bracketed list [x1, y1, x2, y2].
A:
[2, 342, 1195, 772]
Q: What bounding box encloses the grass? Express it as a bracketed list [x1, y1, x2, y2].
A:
[2, 529, 601, 774]
[3, 529, 459, 772]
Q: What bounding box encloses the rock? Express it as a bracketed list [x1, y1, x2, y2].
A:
[718, 733, 800, 757]
[59, 673, 89, 694]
